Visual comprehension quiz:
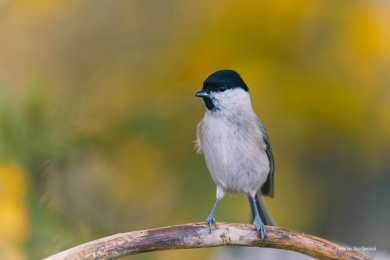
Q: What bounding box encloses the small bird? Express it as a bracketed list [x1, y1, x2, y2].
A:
[195, 69, 275, 239]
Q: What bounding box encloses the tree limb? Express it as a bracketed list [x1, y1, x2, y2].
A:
[44, 222, 368, 260]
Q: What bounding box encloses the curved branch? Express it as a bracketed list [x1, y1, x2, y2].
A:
[44, 222, 368, 260]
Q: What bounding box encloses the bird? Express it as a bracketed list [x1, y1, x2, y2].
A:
[195, 69, 275, 239]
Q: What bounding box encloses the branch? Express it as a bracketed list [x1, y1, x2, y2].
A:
[44, 222, 368, 260]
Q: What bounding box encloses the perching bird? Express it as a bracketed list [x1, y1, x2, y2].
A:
[195, 69, 275, 239]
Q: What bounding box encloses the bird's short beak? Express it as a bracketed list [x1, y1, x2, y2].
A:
[195, 90, 209, 98]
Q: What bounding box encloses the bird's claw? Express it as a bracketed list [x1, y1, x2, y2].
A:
[206, 216, 216, 234]
[253, 215, 266, 239]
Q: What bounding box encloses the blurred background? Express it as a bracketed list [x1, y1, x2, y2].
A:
[0, 1, 389, 259]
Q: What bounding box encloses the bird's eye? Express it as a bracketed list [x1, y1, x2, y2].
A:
[219, 86, 226, 92]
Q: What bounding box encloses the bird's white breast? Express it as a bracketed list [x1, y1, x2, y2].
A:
[196, 108, 270, 195]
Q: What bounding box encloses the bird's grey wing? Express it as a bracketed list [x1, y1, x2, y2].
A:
[257, 119, 275, 198]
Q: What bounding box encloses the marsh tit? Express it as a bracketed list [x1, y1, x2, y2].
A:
[195, 69, 275, 239]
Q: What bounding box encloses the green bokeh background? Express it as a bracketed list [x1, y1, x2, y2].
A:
[0, 1, 389, 259]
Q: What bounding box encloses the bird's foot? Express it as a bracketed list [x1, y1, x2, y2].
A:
[253, 215, 266, 239]
[206, 216, 216, 234]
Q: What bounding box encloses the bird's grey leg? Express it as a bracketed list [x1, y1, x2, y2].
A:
[206, 197, 220, 234]
[250, 195, 266, 239]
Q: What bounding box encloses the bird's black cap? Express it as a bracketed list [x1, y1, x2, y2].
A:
[195, 70, 249, 110]
[202, 69, 249, 93]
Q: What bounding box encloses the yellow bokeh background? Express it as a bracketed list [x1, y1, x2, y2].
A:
[0, 164, 28, 260]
